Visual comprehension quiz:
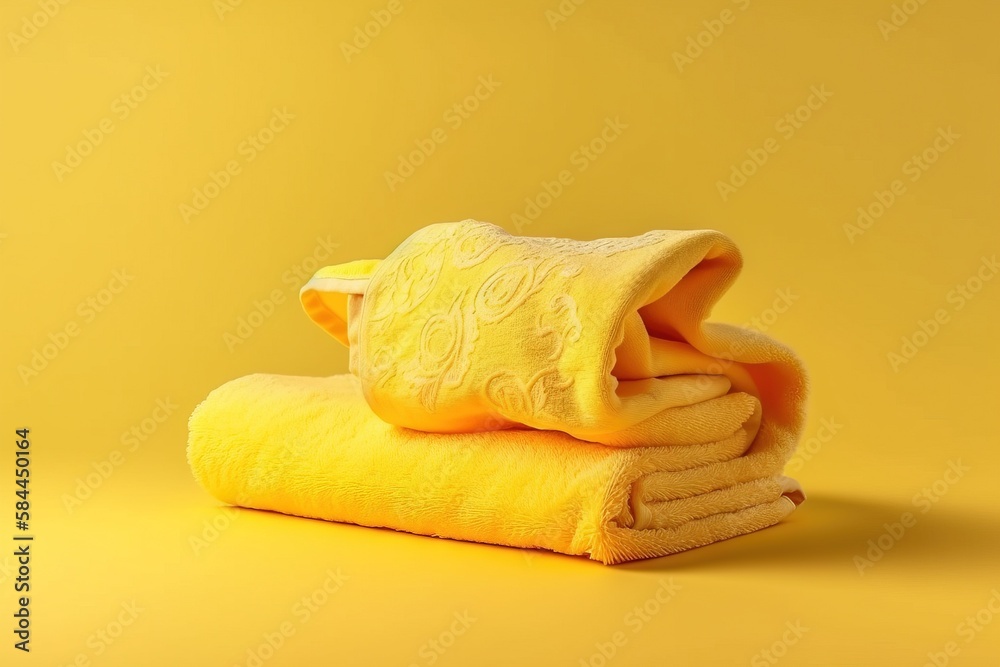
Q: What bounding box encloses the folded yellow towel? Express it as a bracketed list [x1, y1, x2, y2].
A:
[187, 373, 805, 564]
[300, 220, 807, 458]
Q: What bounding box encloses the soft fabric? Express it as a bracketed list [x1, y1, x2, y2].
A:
[300, 220, 808, 458]
[187, 373, 805, 564]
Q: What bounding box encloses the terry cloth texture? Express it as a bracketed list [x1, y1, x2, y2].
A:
[187, 373, 805, 565]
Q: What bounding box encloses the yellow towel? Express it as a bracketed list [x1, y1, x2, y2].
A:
[187, 373, 805, 564]
[300, 220, 807, 457]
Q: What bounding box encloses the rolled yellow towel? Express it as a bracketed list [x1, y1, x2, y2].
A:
[187, 373, 804, 564]
[300, 220, 807, 457]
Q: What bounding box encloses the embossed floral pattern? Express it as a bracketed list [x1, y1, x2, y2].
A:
[366, 239, 446, 324]
[537, 294, 583, 361]
[485, 368, 572, 420]
[356, 220, 669, 427]
[361, 343, 401, 389]
[452, 221, 511, 268]
[485, 371, 532, 415]
[521, 230, 665, 258]
[404, 290, 478, 410]
[474, 261, 541, 323]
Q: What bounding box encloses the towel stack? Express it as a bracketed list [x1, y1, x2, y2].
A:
[188, 220, 808, 564]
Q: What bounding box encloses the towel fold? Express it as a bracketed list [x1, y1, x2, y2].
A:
[187, 373, 805, 564]
[300, 220, 807, 457]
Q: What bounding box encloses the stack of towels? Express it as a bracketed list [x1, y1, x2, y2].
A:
[188, 220, 808, 564]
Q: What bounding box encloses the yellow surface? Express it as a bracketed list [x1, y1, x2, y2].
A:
[1, 0, 998, 665]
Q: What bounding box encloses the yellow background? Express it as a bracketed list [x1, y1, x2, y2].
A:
[2, 0, 999, 664]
